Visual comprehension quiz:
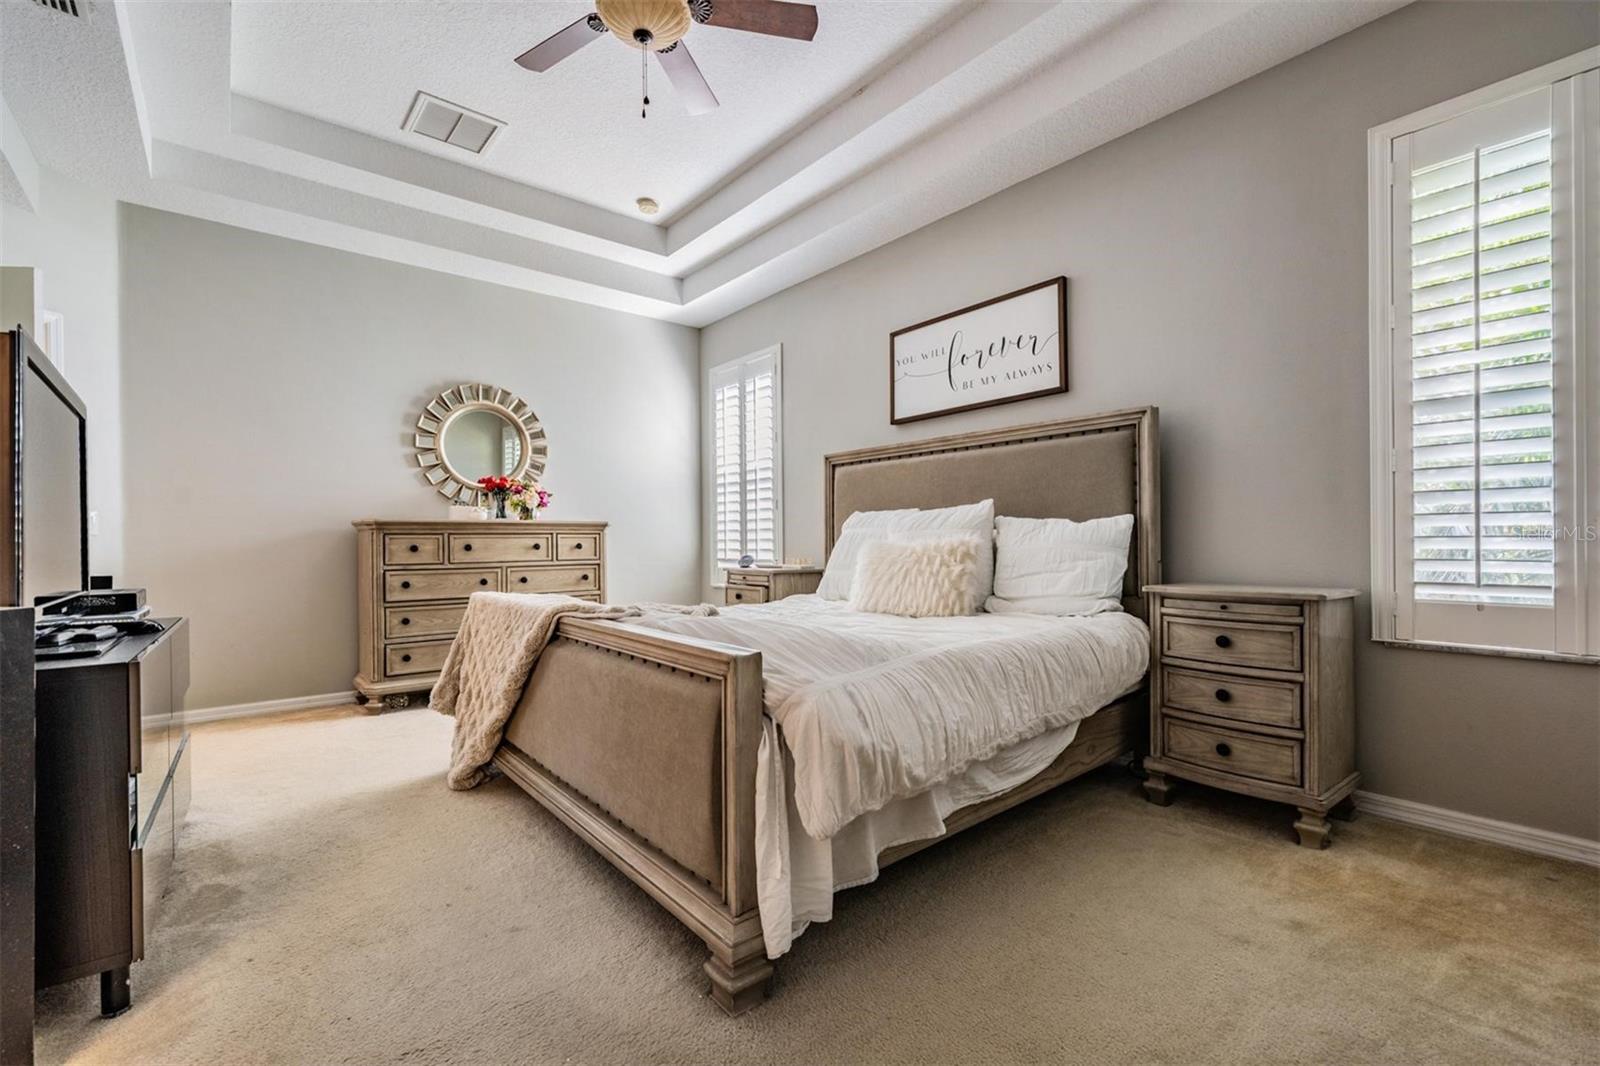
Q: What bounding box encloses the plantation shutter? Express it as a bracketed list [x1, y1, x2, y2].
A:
[1405, 93, 1555, 607]
[710, 347, 782, 570]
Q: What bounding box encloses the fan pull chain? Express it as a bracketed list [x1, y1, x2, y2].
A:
[641, 46, 649, 119]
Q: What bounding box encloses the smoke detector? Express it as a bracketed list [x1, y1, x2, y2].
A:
[402, 92, 504, 155]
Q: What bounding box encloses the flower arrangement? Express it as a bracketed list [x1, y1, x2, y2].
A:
[476, 475, 522, 519]
[509, 482, 553, 520]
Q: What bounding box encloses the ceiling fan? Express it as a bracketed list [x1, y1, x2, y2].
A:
[514, 0, 819, 118]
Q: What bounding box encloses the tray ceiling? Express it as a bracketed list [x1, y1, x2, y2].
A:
[0, 0, 1405, 327]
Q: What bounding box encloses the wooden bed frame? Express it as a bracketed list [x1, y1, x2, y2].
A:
[491, 407, 1161, 1014]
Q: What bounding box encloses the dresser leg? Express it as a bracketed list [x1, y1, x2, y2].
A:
[1329, 796, 1359, 822]
[1142, 771, 1177, 807]
[705, 953, 774, 1016]
[1294, 808, 1332, 849]
[99, 966, 131, 1017]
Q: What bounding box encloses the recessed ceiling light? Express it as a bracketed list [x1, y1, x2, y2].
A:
[636, 197, 660, 215]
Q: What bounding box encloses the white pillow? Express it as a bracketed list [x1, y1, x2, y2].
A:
[850, 535, 982, 618]
[818, 499, 995, 610]
[984, 513, 1134, 616]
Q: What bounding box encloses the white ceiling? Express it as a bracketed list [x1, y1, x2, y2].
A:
[231, 0, 964, 222]
[0, 0, 1407, 327]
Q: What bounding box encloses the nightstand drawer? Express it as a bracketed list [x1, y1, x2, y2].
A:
[726, 571, 770, 588]
[1163, 617, 1301, 672]
[1162, 597, 1302, 620]
[1163, 719, 1301, 787]
[725, 585, 768, 605]
[1162, 667, 1301, 730]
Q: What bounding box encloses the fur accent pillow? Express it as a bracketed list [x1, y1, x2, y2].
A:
[818, 499, 995, 610]
[849, 535, 981, 618]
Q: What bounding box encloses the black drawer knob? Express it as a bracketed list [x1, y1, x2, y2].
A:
[1214, 688, 1232, 703]
[734, 592, 743, 600]
[479, 578, 489, 586]
[401, 654, 412, 663]
[401, 580, 412, 589]
[464, 543, 473, 551]
[1215, 742, 1232, 757]
[1215, 634, 1232, 648]
[575, 542, 584, 549]
[519, 576, 528, 584]
[580, 574, 590, 581]
[1218, 603, 1229, 610]
[533, 543, 542, 550]
[408, 544, 419, 553]
[400, 617, 411, 626]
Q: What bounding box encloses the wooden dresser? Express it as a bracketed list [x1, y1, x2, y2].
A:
[354, 519, 607, 708]
[1140, 584, 1359, 848]
[724, 566, 822, 606]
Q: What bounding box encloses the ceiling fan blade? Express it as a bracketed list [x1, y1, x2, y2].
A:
[655, 42, 719, 116]
[698, 0, 818, 41]
[514, 14, 605, 72]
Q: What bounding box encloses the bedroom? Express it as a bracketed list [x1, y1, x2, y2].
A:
[0, 0, 1595, 1063]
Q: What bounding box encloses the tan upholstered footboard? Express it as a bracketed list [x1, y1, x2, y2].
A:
[491, 615, 771, 1014]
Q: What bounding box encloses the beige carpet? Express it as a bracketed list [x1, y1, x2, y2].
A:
[32, 705, 1599, 1066]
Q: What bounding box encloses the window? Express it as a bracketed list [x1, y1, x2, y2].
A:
[708, 346, 782, 576]
[1370, 52, 1599, 660]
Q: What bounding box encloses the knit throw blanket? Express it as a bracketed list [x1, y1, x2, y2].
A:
[432, 592, 718, 789]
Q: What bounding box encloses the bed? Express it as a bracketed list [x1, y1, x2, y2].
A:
[489, 407, 1161, 1013]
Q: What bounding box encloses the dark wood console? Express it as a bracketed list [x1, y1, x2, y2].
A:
[33, 618, 189, 1017]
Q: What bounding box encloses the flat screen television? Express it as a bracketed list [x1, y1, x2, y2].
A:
[2, 326, 87, 610]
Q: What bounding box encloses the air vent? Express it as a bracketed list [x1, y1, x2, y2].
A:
[32, 0, 84, 16]
[401, 92, 504, 155]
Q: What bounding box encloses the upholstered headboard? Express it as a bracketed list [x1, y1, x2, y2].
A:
[824, 407, 1161, 618]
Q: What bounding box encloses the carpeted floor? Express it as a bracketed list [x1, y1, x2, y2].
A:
[32, 705, 1599, 1065]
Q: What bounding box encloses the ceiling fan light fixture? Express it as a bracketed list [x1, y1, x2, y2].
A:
[595, 0, 692, 50]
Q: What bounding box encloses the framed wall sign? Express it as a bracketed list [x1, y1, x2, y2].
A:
[889, 277, 1067, 425]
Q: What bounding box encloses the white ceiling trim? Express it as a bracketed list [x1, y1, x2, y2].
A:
[2, 0, 1406, 327]
[0, 89, 41, 212]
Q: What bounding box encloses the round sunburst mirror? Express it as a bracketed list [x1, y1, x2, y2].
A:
[413, 384, 547, 503]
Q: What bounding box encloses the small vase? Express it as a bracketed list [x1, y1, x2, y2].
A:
[494, 495, 508, 520]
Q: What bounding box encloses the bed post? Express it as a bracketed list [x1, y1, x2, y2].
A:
[703, 642, 771, 1014]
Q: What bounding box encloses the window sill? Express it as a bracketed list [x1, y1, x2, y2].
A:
[1373, 637, 1599, 666]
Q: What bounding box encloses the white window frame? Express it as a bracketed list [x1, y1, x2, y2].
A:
[705, 345, 783, 585]
[1368, 48, 1600, 663]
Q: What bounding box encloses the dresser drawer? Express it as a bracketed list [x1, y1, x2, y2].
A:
[726, 571, 770, 588]
[725, 585, 768, 605]
[1163, 718, 1301, 787]
[1161, 597, 1302, 620]
[1162, 667, 1301, 730]
[507, 565, 599, 594]
[384, 569, 500, 602]
[384, 604, 466, 640]
[556, 533, 599, 561]
[384, 639, 453, 677]
[448, 533, 553, 563]
[384, 534, 443, 566]
[1163, 617, 1301, 672]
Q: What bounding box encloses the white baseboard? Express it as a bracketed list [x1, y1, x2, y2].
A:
[1356, 790, 1599, 867]
[156, 690, 358, 730]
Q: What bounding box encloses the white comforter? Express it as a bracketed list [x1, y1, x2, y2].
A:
[635, 596, 1148, 956]
[638, 595, 1149, 837]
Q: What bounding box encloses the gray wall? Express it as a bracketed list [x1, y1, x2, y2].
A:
[121, 206, 700, 709]
[701, 3, 1600, 840]
[0, 169, 125, 578]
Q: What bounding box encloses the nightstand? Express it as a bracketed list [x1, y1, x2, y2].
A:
[1141, 584, 1360, 848]
[724, 566, 822, 606]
